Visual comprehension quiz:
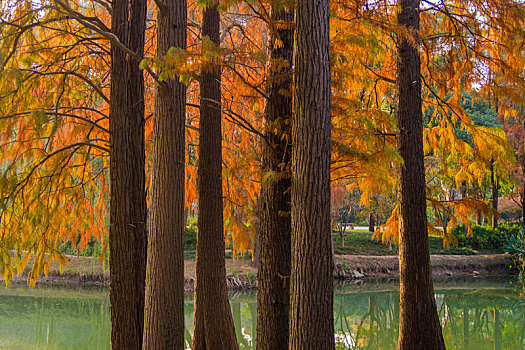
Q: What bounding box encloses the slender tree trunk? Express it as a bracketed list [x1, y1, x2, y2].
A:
[192, 3, 238, 349]
[476, 210, 483, 225]
[289, 0, 334, 344]
[522, 162, 525, 224]
[109, 0, 147, 348]
[491, 158, 499, 229]
[369, 212, 375, 232]
[256, 6, 294, 347]
[395, 1, 445, 349]
[142, 0, 187, 347]
[522, 195, 525, 224]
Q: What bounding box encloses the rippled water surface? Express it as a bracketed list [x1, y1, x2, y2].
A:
[0, 277, 523, 349]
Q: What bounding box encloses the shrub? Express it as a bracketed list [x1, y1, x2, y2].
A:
[184, 227, 197, 250]
[451, 223, 525, 250]
[503, 227, 525, 281]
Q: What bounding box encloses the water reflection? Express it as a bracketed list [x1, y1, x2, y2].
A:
[0, 279, 524, 349]
[0, 284, 110, 349]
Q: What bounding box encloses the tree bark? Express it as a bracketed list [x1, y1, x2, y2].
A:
[256, 5, 294, 350]
[192, 3, 238, 349]
[109, 0, 147, 348]
[142, 0, 187, 348]
[289, 0, 334, 345]
[491, 158, 499, 229]
[395, 1, 446, 349]
[369, 212, 375, 232]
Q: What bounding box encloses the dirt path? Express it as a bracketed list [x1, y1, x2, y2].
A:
[6, 254, 516, 291]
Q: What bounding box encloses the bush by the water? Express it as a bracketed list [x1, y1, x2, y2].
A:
[503, 226, 525, 280]
[451, 223, 525, 250]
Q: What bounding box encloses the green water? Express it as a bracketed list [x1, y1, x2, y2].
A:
[0, 278, 523, 349]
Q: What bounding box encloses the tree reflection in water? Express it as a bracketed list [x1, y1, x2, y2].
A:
[181, 279, 525, 350]
[0, 279, 524, 349]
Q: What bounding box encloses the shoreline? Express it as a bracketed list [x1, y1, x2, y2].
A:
[7, 254, 516, 291]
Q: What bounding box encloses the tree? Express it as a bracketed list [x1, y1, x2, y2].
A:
[330, 186, 353, 248]
[395, 1, 445, 349]
[142, 0, 187, 347]
[0, 1, 111, 285]
[256, 2, 294, 348]
[192, 1, 239, 348]
[108, 0, 147, 348]
[289, 0, 334, 345]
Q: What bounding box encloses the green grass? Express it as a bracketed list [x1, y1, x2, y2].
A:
[183, 230, 505, 259]
[333, 230, 505, 256]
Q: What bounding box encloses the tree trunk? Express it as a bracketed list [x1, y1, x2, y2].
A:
[522, 194, 525, 224]
[289, 0, 334, 344]
[491, 158, 499, 229]
[142, 0, 186, 347]
[256, 5, 294, 349]
[251, 195, 260, 268]
[109, 0, 147, 348]
[395, 1, 446, 349]
[369, 212, 375, 232]
[476, 210, 483, 225]
[192, 3, 238, 349]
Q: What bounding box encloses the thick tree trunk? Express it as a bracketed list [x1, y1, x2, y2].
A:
[491, 159, 499, 229]
[142, 0, 186, 348]
[395, 1, 446, 349]
[109, 0, 147, 348]
[192, 3, 238, 349]
[289, 0, 334, 345]
[256, 6, 294, 350]
[251, 195, 260, 268]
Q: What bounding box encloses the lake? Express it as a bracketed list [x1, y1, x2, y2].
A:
[0, 277, 523, 349]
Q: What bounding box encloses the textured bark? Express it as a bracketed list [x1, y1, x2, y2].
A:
[109, 0, 147, 348]
[192, 3, 238, 349]
[395, 1, 446, 349]
[256, 6, 294, 350]
[289, 0, 334, 345]
[491, 158, 499, 229]
[142, 0, 186, 348]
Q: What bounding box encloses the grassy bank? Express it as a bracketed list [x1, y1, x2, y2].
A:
[333, 230, 505, 256]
